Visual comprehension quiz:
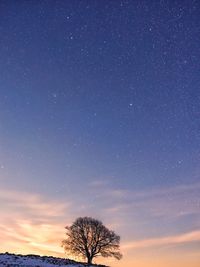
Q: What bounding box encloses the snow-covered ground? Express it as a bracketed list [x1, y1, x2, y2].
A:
[0, 253, 107, 267]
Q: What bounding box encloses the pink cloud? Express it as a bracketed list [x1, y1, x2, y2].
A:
[122, 230, 200, 250]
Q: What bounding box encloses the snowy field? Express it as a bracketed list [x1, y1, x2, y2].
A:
[0, 253, 107, 267]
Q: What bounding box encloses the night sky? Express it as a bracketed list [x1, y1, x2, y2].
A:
[0, 1, 200, 267]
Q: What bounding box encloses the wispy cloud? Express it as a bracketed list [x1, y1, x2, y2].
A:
[0, 188, 72, 218]
[0, 188, 72, 256]
[1, 182, 200, 262]
[88, 182, 200, 250]
[101, 182, 200, 220]
[122, 230, 200, 250]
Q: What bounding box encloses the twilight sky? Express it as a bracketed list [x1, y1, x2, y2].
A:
[0, 1, 200, 267]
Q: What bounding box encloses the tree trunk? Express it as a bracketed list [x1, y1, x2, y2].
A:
[87, 256, 92, 265]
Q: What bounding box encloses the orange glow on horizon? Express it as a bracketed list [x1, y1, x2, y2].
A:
[0, 187, 199, 267]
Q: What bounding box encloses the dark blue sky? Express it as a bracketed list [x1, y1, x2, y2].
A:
[0, 1, 200, 265]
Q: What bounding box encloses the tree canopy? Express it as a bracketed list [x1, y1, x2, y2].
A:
[62, 217, 122, 264]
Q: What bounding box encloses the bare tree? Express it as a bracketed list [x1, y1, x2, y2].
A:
[62, 217, 122, 264]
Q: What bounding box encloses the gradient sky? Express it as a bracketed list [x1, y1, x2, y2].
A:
[0, 1, 200, 267]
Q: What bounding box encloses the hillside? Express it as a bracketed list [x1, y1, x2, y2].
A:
[0, 253, 108, 267]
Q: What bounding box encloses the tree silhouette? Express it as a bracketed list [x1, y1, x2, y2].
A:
[62, 217, 122, 264]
